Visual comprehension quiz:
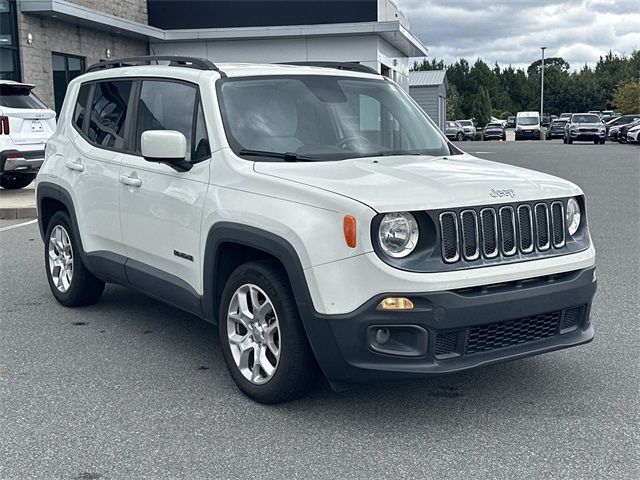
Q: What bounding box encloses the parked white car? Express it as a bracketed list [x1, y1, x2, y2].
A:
[36, 57, 597, 403]
[0, 81, 56, 189]
[626, 124, 640, 143]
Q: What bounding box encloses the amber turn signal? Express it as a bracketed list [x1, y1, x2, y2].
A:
[343, 215, 357, 248]
[377, 297, 414, 310]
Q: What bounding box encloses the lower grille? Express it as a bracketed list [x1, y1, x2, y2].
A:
[432, 306, 587, 359]
[560, 306, 585, 333]
[435, 331, 459, 358]
[466, 311, 561, 354]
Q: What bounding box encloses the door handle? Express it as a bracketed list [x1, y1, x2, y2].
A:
[120, 175, 142, 188]
[65, 160, 84, 172]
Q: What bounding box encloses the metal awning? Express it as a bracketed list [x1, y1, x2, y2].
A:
[21, 0, 427, 57]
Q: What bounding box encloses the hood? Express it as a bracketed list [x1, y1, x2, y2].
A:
[253, 154, 581, 212]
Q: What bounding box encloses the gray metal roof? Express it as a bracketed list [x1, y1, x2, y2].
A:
[409, 70, 447, 87]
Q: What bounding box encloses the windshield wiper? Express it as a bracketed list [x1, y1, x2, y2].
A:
[374, 149, 425, 156]
[238, 149, 315, 162]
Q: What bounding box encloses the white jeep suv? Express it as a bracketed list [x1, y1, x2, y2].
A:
[1, 81, 56, 189]
[36, 57, 597, 403]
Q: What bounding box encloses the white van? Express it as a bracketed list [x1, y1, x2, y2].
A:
[516, 111, 541, 140]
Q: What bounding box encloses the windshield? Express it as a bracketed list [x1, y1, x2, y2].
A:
[458, 120, 473, 127]
[218, 76, 450, 161]
[486, 123, 501, 128]
[517, 116, 539, 126]
[572, 114, 600, 123]
[0, 84, 47, 109]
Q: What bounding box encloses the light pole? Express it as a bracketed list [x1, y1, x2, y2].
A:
[540, 46, 546, 139]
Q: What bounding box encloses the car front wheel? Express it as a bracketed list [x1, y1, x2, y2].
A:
[456, 132, 464, 141]
[0, 173, 36, 190]
[219, 260, 319, 403]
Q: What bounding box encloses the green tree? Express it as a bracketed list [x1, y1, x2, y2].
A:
[612, 79, 640, 114]
[446, 84, 462, 120]
[471, 87, 492, 126]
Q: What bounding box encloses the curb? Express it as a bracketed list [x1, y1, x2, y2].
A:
[0, 207, 38, 220]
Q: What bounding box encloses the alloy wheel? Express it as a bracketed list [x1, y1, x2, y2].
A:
[48, 225, 74, 293]
[226, 284, 281, 385]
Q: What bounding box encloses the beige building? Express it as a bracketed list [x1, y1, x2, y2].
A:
[1, 0, 427, 113]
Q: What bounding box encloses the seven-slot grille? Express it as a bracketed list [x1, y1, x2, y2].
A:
[439, 200, 566, 264]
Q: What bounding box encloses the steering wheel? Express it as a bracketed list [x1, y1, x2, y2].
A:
[337, 135, 371, 150]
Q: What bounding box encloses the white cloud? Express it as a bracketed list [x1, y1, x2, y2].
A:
[396, 0, 640, 69]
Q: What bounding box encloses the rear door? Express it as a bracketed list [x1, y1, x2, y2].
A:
[118, 78, 211, 299]
[63, 80, 132, 260]
[0, 83, 56, 146]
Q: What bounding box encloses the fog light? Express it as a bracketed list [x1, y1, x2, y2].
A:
[377, 297, 414, 310]
[375, 328, 391, 345]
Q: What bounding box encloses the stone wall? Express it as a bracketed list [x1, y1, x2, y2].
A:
[17, 15, 148, 109]
[67, 0, 148, 25]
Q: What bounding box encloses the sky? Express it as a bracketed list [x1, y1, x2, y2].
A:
[396, 0, 640, 70]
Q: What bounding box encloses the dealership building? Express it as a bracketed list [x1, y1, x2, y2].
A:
[1, 0, 428, 113]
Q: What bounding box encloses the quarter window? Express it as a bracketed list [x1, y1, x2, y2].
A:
[87, 80, 133, 149]
[72, 83, 91, 132]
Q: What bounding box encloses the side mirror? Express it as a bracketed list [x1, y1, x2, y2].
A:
[141, 130, 191, 172]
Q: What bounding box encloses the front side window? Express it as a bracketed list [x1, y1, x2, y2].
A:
[134, 80, 198, 161]
[87, 80, 133, 148]
[218, 76, 450, 161]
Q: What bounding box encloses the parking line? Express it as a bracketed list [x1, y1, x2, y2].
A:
[0, 219, 38, 232]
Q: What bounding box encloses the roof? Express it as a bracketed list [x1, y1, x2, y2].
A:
[408, 70, 447, 87]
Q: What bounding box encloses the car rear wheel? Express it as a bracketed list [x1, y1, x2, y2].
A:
[45, 211, 105, 307]
[219, 260, 319, 403]
[0, 173, 36, 190]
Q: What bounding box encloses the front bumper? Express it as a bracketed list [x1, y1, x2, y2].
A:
[300, 267, 596, 383]
[570, 131, 605, 141]
[515, 130, 540, 139]
[1, 149, 45, 173]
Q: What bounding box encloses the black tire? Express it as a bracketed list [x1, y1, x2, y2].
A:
[600, 139, 606, 145]
[44, 211, 105, 307]
[0, 173, 36, 190]
[219, 260, 320, 403]
[456, 132, 464, 141]
[563, 137, 567, 144]
[567, 138, 573, 144]
[593, 140, 599, 145]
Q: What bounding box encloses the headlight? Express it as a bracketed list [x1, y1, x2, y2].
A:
[566, 198, 581, 236]
[378, 212, 419, 258]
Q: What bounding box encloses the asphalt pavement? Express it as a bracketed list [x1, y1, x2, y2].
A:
[1, 140, 638, 479]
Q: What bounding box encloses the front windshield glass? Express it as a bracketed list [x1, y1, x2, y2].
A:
[518, 117, 539, 126]
[572, 114, 601, 124]
[218, 76, 451, 161]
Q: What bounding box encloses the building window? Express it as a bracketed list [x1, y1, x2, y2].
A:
[0, 0, 20, 81]
[52, 52, 85, 114]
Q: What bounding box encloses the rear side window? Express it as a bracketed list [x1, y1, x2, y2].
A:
[73, 84, 91, 132]
[87, 80, 133, 149]
[0, 84, 47, 109]
[134, 80, 199, 161]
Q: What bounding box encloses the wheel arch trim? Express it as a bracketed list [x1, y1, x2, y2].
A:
[202, 222, 314, 323]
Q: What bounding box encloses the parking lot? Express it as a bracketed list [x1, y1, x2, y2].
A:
[1, 141, 638, 479]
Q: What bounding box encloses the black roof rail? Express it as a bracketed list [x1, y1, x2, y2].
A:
[278, 61, 379, 75]
[86, 56, 226, 77]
